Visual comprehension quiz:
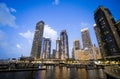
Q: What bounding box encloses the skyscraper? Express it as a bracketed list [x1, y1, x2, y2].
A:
[115, 20, 120, 37]
[73, 40, 80, 50]
[52, 49, 56, 59]
[55, 38, 61, 59]
[72, 48, 74, 59]
[41, 37, 45, 59]
[73, 40, 80, 60]
[81, 28, 92, 49]
[94, 6, 120, 58]
[42, 38, 51, 59]
[60, 30, 69, 59]
[31, 21, 44, 59]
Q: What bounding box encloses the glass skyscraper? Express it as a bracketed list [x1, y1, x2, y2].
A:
[56, 38, 61, 59]
[81, 28, 92, 49]
[31, 21, 44, 59]
[73, 40, 80, 50]
[60, 30, 69, 60]
[94, 6, 120, 58]
[42, 38, 51, 59]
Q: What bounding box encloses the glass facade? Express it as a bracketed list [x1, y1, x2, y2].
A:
[60, 30, 69, 60]
[94, 6, 120, 58]
[81, 28, 92, 49]
[31, 21, 44, 59]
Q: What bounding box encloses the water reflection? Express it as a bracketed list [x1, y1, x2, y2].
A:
[0, 71, 36, 79]
[37, 66, 106, 79]
[0, 66, 107, 79]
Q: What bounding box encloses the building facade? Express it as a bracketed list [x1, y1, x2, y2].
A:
[73, 40, 80, 50]
[41, 37, 45, 59]
[31, 21, 44, 59]
[94, 6, 120, 58]
[92, 44, 101, 60]
[52, 49, 56, 59]
[81, 28, 92, 49]
[60, 30, 69, 60]
[55, 38, 61, 59]
[115, 20, 120, 37]
[42, 38, 51, 59]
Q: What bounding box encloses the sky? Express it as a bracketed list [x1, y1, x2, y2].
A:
[0, 0, 120, 59]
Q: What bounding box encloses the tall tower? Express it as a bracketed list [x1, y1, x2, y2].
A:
[52, 49, 56, 59]
[56, 38, 61, 59]
[72, 40, 80, 59]
[73, 40, 80, 50]
[42, 38, 51, 59]
[31, 21, 44, 59]
[81, 28, 92, 49]
[115, 20, 120, 37]
[41, 37, 45, 59]
[60, 30, 69, 59]
[94, 6, 120, 58]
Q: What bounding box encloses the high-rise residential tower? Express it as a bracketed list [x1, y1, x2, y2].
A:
[73, 40, 80, 50]
[42, 38, 51, 59]
[60, 30, 69, 59]
[31, 21, 44, 59]
[81, 28, 92, 49]
[41, 37, 45, 59]
[52, 49, 56, 59]
[55, 38, 61, 59]
[72, 40, 80, 59]
[115, 20, 120, 37]
[94, 6, 120, 58]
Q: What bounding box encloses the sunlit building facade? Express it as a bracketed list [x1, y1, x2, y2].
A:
[81, 28, 94, 60]
[74, 49, 89, 60]
[92, 44, 101, 59]
[72, 40, 80, 59]
[41, 37, 45, 59]
[74, 46, 101, 60]
[42, 38, 51, 59]
[55, 38, 61, 59]
[81, 28, 92, 49]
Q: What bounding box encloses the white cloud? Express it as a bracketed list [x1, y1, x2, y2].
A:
[19, 30, 34, 42]
[19, 25, 57, 43]
[10, 8, 16, 13]
[16, 44, 22, 49]
[0, 3, 17, 27]
[53, 0, 59, 5]
[44, 25, 57, 41]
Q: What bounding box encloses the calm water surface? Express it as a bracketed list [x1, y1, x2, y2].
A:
[0, 66, 107, 79]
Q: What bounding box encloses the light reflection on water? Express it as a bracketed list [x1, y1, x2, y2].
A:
[0, 66, 107, 79]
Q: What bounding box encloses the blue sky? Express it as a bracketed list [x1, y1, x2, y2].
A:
[0, 0, 120, 59]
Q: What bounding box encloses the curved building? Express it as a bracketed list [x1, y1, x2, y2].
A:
[31, 21, 44, 59]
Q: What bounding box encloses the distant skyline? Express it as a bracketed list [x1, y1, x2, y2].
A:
[0, 0, 120, 59]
